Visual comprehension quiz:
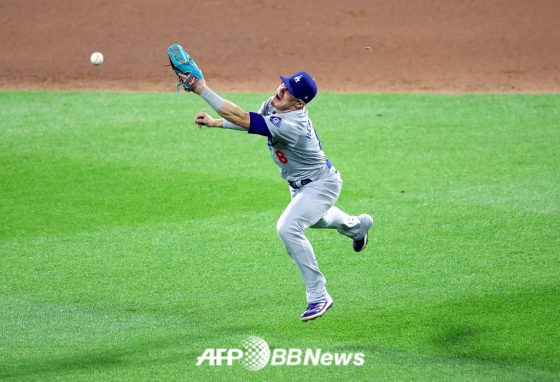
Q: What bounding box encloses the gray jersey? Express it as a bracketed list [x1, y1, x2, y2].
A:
[257, 97, 329, 182]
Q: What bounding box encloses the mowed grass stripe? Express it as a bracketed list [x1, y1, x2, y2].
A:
[1, 91, 559, 381]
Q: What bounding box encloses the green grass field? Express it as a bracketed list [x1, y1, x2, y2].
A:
[1, 91, 559, 381]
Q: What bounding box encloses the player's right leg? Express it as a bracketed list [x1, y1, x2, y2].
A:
[277, 176, 341, 321]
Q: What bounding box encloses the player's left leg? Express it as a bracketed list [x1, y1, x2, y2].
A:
[312, 207, 374, 252]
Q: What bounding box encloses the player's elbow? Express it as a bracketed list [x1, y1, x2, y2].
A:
[229, 112, 251, 129]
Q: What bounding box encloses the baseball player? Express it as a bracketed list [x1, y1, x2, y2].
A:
[181, 71, 373, 322]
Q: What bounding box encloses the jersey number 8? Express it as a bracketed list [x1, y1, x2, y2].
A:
[275, 150, 288, 164]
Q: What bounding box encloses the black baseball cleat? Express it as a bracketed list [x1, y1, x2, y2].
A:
[353, 214, 374, 252]
[300, 297, 334, 322]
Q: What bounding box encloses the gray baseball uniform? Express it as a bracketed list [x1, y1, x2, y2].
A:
[193, 68, 373, 317]
[242, 97, 368, 303]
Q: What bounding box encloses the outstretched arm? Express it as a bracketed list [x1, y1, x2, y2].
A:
[179, 75, 251, 129]
[193, 112, 245, 131]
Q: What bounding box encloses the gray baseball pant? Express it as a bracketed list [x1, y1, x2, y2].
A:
[276, 171, 364, 303]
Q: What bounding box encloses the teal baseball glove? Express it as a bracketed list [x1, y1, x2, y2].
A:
[167, 44, 204, 93]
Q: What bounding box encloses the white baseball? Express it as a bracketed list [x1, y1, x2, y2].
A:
[90, 52, 104, 66]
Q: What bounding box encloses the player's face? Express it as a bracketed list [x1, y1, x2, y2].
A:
[271, 83, 304, 112]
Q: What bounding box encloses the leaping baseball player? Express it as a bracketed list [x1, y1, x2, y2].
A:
[168, 45, 373, 322]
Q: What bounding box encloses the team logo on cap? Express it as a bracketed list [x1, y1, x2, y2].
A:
[270, 116, 282, 128]
[294, 75, 303, 82]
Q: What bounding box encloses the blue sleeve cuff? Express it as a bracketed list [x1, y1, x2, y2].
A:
[248, 112, 272, 137]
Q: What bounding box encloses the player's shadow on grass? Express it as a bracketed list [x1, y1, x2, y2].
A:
[424, 287, 559, 371]
[332, 285, 559, 373]
[0, 325, 253, 380]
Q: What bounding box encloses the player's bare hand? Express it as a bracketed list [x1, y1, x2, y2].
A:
[194, 112, 216, 129]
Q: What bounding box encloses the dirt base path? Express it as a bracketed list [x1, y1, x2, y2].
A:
[1, 0, 559, 93]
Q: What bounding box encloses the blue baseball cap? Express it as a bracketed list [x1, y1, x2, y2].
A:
[279, 71, 317, 104]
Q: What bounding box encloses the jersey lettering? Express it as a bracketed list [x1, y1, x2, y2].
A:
[258, 96, 327, 180]
[306, 122, 313, 139]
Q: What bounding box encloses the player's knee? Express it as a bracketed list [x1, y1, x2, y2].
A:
[277, 219, 298, 240]
[276, 220, 289, 239]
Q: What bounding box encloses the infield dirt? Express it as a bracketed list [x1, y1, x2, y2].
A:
[1, 0, 559, 93]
